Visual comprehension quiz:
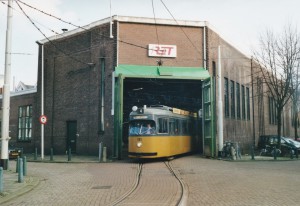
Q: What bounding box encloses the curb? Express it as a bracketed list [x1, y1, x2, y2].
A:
[0, 174, 40, 204]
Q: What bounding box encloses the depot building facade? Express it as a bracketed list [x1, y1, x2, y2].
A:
[6, 16, 295, 159]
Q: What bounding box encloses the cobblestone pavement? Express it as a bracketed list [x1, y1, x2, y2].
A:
[119, 162, 181, 205]
[172, 156, 300, 206]
[1, 155, 299, 206]
[2, 161, 138, 206]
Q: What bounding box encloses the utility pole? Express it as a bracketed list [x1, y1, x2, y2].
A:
[0, 0, 13, 170]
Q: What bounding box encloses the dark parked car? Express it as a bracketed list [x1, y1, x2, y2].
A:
[0, 142, 23, 159]
[258, 135, 300, 157]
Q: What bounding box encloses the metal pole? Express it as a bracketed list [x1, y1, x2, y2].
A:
[36, 41, 44, 160]
[217, 45, 224, 156]
[251, 57, 255, 160]
[0, 0, 13, 170]
[41, 43, 45, 160]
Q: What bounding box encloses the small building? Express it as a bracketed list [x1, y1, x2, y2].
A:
[0, 83, 37, 152]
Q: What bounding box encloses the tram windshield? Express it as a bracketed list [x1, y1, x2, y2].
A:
[129, 120, 156, 135]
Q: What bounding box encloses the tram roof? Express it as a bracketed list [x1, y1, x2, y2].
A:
[130, 105, 196, 118]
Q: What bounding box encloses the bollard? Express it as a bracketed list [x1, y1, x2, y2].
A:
[251, 145, 255, 160]
[50, 148, 54, 161]
[18, 158, 24, 183]
[68, 148, 72, 161]
[103, 147, 107, 162]
[7, 158, 9, 170]
[99, 142, 102, 162]
[0, 167, 3, 193]
[296, 149, 299, 159]
[23, 156, 27, 176]
[34, 147, 38, 160]
[290, 148, 294, 159]
[16, 156, 20, 173]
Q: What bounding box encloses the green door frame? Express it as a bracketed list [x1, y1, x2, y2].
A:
[113, 64, 214, 159]
[202, 77, 216, 157]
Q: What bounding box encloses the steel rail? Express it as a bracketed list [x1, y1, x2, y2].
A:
[164, 161, 188, 206]
[107, 163, 143, 206]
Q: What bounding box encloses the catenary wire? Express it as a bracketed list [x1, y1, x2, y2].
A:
[15, 0, 92, 66]
[160, 0, 202, 55]
[17, 0, 148, 51]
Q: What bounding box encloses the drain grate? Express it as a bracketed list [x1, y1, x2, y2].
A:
[92, 186, 112, 189]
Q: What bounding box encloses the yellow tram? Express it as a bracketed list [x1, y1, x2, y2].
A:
[128, 105, 197, 158]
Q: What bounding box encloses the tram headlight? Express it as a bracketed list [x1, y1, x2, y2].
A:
[132, 106, 138, 111]
[137, 141, 142, 148]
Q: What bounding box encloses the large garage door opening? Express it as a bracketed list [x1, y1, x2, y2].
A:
[113, 65, 214, 159]
[122, 78, 203, 152]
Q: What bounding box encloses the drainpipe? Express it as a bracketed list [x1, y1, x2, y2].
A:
[100, 58, 105, 133]
[109, 0, 113, 39]
[203, 26, 207, 69]
[217, 45, 224, 157]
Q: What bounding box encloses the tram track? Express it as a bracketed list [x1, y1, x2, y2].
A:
[164, 160, 187, 206]
[108, 163, 143, 206]
[108, 160, 187, 206]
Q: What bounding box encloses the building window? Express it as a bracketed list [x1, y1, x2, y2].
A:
[242, 85, 246, 120]
[224, 77, 229, 117]
[246, 87, 250, 120]
[230, 80, 235, 119]
[236, 82, 241, 119]
[18, 105, 32, 141]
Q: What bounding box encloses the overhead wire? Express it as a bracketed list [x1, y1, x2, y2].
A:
[15, 0, 91, 66]
[1, 1, 63, 36]
[159, 0, 202, 56]
[16, 0, 148, 51]
[2, 0, 226, 65]
[151, 0, 163, 66]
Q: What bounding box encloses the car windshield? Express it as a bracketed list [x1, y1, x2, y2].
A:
[129, 120, 156, 135]
[284, 138, 300, 148]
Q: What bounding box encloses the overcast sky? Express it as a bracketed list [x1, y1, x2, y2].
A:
[0, 0, 299, 86]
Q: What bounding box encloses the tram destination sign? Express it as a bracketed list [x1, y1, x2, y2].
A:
[148, 44, 177, 58]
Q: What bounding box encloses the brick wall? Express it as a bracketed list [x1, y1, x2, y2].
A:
[34, 23, 116, 155]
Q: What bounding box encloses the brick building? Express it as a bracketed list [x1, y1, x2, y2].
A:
[4, 16, 295, 158]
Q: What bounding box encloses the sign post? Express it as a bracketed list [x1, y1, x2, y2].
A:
[39, 115, 47, 160]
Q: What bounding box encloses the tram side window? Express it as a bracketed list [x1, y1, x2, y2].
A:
[174, 119, 179, 134]
[182, 120, 188, 135]
[169, 118, 175, 135]
[158, 118, 168, 134]
[189, 120, 195, 135]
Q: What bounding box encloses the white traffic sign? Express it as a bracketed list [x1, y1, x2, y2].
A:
[39, 115, 48, 124]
